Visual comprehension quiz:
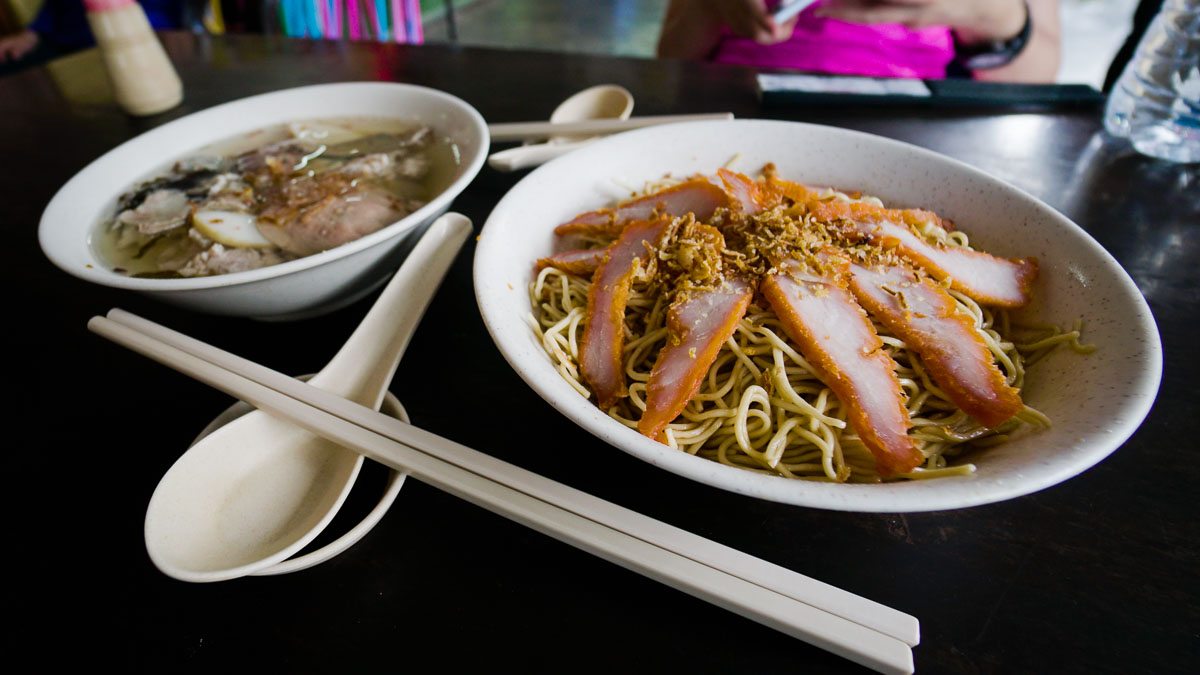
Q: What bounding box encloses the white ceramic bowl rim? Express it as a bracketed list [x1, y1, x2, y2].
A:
[39, 82, 488, 291]
[474, 118, 1163, 512]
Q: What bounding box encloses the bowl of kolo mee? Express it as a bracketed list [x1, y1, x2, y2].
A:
[474, 119, 1162, 512]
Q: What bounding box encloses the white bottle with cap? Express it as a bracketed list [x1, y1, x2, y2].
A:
[84, 0, 183, 116]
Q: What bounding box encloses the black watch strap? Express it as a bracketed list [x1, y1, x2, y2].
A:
[952, 2, 1032, 71]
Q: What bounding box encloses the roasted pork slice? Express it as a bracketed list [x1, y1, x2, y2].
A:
[638, 278, 754, 440]
[809, 201, 1036, 307]
[761, 257, 923, 477]
[579, 217, 672, 409]
[555, 179, 731, 237]
[774, 180, 954, 231]
[536, 248, 606, 276]
[256, 187, 419, 257]
[846, 259, 1024, 428]
[716, 168, 779, 214]
[763, 170, 818, 205]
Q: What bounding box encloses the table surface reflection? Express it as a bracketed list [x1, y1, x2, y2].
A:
[4, 32, 1197, 674]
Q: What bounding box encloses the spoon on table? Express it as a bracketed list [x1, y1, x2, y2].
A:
[488, 83, 633, 172]
[141, 212, 473, 582]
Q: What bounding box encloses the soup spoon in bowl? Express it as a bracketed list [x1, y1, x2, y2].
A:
[487, 83, 634, 172]
[140, 212, 473, 582]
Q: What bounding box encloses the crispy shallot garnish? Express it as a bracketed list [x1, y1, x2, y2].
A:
[536, 248, 605, 276]
[554, 179, 731, 237]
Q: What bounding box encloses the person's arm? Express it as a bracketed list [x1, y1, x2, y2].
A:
[658, 0, 726, 59]
[657, 0, 796, 60]
[0, 0, 54, 64]
[817, 0, 1061, 83]
[0, 30, 39, 62]
[969, 0, 1060, 83]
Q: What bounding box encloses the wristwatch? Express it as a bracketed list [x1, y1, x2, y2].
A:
[952, 1, 1032, 71]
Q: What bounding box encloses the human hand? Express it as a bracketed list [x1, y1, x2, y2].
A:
[815, 0, 1027, 44]
[705, 0, 798, 44]
[0, 30, 39, 62]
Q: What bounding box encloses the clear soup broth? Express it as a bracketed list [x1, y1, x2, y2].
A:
[92, 117, 461, 278]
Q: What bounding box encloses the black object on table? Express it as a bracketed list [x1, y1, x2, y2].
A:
[757, 72, 1106, 109]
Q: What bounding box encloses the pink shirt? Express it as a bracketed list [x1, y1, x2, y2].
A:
[711, 2, 955, 79]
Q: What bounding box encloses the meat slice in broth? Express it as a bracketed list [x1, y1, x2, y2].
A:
[256, 186, 420, 257]
[116, 189, 191, 235]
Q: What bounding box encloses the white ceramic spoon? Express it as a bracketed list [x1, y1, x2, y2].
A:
[142, 212, 473, 582]
[182, 377, 409, 577]
[487, 84, 633, 172]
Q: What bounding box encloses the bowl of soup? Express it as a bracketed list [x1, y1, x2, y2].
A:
[39, 82, 488, 319]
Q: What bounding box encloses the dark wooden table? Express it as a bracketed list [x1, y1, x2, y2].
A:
[5, 32, 1197, 674]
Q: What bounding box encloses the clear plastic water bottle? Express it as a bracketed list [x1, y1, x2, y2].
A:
[1103, 0, 1200, 163]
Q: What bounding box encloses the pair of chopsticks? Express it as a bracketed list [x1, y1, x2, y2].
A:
[89, 309, 918, 675]
[487, 113, 734, 143]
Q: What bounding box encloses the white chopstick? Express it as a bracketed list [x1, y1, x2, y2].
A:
[487, 113, 735, 142]
[106, 307, 919, 646]
[89, 313, 917, 675]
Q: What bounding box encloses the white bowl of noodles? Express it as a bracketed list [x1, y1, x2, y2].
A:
[474, 119, 1162, 512]
[40, 82, 487, 320]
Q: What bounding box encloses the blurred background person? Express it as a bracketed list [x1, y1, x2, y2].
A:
[658, 0, 1061, 82]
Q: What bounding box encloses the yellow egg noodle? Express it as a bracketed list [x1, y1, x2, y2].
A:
[527, 183, 1094, 483]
